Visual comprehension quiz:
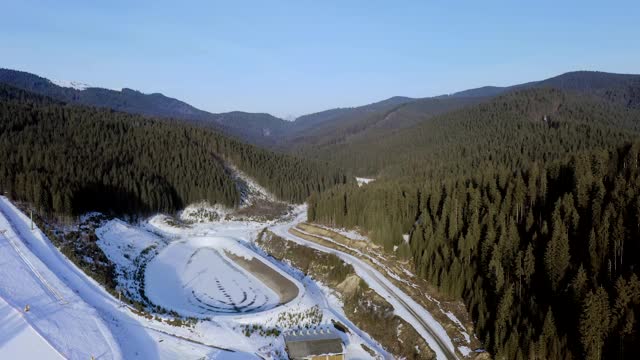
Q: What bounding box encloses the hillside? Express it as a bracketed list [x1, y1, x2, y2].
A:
[448, 71, 640, 107]
[0, 84, 349, 216]
[307, 88, 640, 359]
[0, 69, 290, 147]
[282, 71, 640, 160]
[3, 69, 639, 155]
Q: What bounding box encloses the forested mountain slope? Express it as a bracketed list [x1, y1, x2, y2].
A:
[307, 89, 640, 359]
[284, 71, 640, 161]
[0, 84, 348, 216]
[3, 69, 638, 154]
[289, 96, 415, 137]
[311, 143, 640, 359]
[0, 69, 290, 147]
[302, 88, 640, 176]
[285, 95, 486, 151]
[448, 71, 640, 108]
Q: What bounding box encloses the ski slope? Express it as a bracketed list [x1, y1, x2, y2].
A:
[0, 197, 121, 359]
[0, 297, 63, 359]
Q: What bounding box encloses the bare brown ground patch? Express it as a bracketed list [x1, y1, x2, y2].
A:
[225, 251, 298, 304]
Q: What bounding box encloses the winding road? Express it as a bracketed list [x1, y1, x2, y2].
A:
[269, 210, 459, 360]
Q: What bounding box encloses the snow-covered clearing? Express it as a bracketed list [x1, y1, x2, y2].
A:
[145, 237, 297, 316]
[0, 196, 255, 359]
[137, 212, 388, 358]
[0, 170, 390, 360]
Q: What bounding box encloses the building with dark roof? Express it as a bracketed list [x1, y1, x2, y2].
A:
[283, 326, 345, 360]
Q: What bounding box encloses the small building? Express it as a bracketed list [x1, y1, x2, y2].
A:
[283, 326, 345, 360]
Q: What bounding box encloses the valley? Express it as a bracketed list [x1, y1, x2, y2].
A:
[1, 66, 640, 360]
[0, 193, 393, 358]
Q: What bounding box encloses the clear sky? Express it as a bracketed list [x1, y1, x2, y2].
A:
[2, 0, 639, 119]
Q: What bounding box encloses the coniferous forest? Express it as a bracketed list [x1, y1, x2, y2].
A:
[2, 69, 640, 359]
[308, 89, 640, 359]
[0, 84, 349, 216]
[3, 2, 640, 359]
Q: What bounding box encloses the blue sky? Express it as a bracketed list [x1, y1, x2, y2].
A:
[2, 1, 639, 119]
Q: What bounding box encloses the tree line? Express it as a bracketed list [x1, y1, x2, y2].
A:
[0, 84, 349, 217]
[304, 88, 640, 177]
[308, 89, 640, 359]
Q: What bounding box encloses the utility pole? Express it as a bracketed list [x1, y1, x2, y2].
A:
[30, 210, 34, 231]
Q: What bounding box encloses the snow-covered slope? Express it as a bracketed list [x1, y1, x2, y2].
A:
[0, 197, 121, 359]
[0, 197, 258, 359]
[0, 297, 63, 359]
[50, 79, 91, 90]
[0, 189, 390, 359]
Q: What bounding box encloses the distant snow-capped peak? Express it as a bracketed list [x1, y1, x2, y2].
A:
[50, 79, 92, 90]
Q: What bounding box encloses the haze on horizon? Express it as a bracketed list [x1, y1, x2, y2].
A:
[2, 0, 639, 119]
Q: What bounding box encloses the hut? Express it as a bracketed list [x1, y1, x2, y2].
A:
[283, 326, 345, 360]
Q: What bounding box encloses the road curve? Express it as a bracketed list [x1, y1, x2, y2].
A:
[269, 215, 458, 360]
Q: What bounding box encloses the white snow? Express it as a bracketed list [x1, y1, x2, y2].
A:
[97, 219, 163, 269]
[96, 219, 165, 301]
[50, 79, 92, 90]
[0, 196, 258, 359]
[458, 345, 472, 357]
[0, 190, 394, 359]
[145, 237, 283, 316]
[445, 311, 471, 343]
[0, 197, 121, 359]
[356, 177, 375, 187]
[0, 297, 63, 359]
[179, 202, 233, 223]
[226, 163, 276, 206]
[314, 223, 370, 242]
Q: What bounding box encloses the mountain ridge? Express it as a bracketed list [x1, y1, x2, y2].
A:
[2, 68, 639, 150]
[0, 68, 290, 146]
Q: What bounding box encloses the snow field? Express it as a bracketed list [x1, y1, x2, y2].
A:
[0, 297, 63, 359]
[140, 211, 388, 358]
[145, 238, 284, 316]
[96, 219, 166, 301]
[0, 197, 122, 360]
[0, 190, 388, 359]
